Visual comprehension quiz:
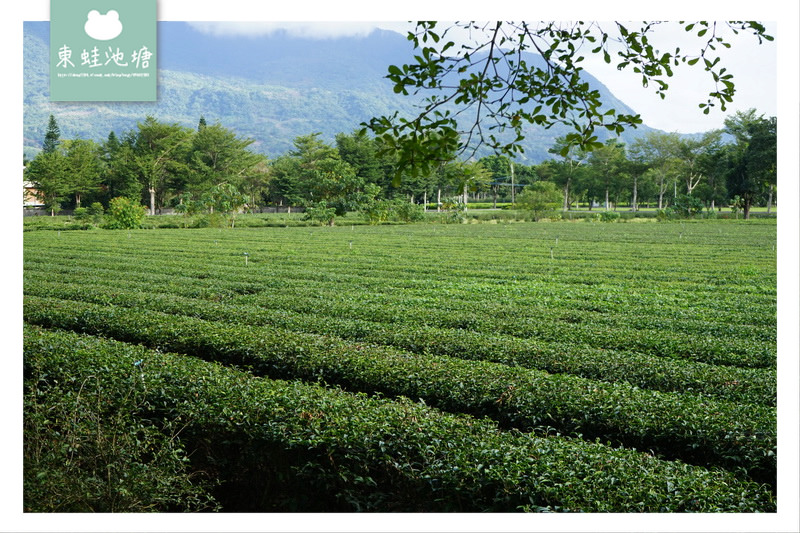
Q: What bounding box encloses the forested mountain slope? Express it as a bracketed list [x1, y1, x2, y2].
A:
[24, 21, 658, 162]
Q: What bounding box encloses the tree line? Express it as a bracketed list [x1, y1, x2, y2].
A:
[532, 108, 776, 220]
[25, 108, 775, 223]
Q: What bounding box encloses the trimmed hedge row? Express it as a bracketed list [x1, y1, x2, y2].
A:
[24, 279, 776, 407]
[24, 296, 777, 485]
[22, 261, 776, 360]
[25, 251, 777, 348]
[25, 243, 776, 333]
[23, 325, 776, 512]
[24, 252, 776, 368]
[24, 227, 777, 322]
[24, 221, 776, 289]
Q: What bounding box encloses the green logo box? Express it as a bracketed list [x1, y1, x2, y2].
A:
[50, 0, 157, 101]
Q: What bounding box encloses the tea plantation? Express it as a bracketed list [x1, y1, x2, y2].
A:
[23, 219, 777, 512]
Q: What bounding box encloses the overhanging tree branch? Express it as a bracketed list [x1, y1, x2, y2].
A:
[365, 20, 773, 179]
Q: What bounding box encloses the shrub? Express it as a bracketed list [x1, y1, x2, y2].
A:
[193, 212, 227, 228]
[304, 202, 337, 226]
[25, 277, 776, 407]
[667, 194, 704, 218]
[393, 200, 425, 222]
[72, 207, 89, 220]
[103, 197, 146, 229]
[24, 338, 219, 512]
[24, 325, 776, 513]
[23, 296, 777, 485]
[599, 211, 620, 222]
[73, 202, 105, 226]
[360, 199, 392, 224]
[87, 202, 104, 217]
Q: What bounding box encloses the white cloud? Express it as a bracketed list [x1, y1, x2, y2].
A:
[183, 20, 779, 134]
[187, 21, 382, 39]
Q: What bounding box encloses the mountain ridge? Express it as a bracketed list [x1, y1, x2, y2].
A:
[24, 22, 665, 163]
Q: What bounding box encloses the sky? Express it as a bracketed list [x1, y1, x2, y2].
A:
[6, 0, 794, 135]
[187, 20, 778, 134]
[565, 21, 778, 133]
[9, 2, 785, 134]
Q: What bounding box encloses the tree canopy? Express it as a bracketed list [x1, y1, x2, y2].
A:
[723, 110, 777, 219]
[365, 21, 773, 178]
[25, 107, 776, 220]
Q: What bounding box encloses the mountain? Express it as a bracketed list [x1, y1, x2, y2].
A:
[24, 22, 657, 163]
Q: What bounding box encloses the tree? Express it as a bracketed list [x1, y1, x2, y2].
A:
[587, 139, 627, 210]
[365, 21, 773, 178]
[267, 154, 305, 211]
[478, 154, 511, 207]
[26, 115, 69, 215]
[624, 158, 649, 212]
[390, 169, 434, 206]
[62, 139, 103, 208]
[26, 150, 68, 216]
[747, 117, 777, 214]
[291, 132, 340, 168]
[186, 121, 262, 196]
[516, 181, 562, 221]
[102, 131, 141, 202]
[200, 182, 249, 228]
[629, 131, 682, 209]
[724, 110, 776, 219]
[270, 133, 371, 221]
[238, 158, 271, 210]
[676, 130, 723, 195]
[335, 129, 391, 187]
[547, 137, 589, 211]
[446, 160, 491, 207]
[306, 158, 370, 217]
[435, 159, 492, 208]
[42, 114, 61, 154]
[132, 116, 192, 215]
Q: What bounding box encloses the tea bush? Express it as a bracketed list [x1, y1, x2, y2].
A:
[24, 326, 775, 513]
[24, 335, 219, 512]
[24, 296, 777, 485]
[23, 220, 777, 511]
[24, 278, 776, 407]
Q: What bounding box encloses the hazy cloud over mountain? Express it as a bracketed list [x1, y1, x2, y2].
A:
[25, 21, 654, 162]
[187, 21, 392, 39]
